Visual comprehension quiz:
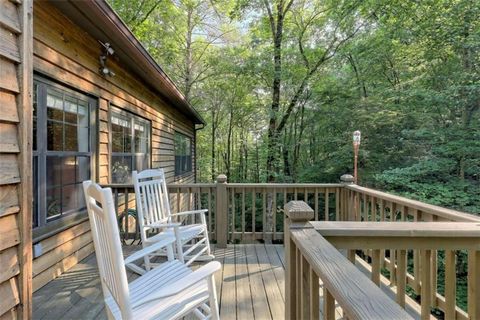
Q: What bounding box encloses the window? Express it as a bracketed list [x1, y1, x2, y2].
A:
[110, 107, 151, 183]
[174, 132, 192, 176]
[33, 78, 96, 228]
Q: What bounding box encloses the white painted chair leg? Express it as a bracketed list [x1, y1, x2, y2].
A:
[174, 225, 185, 263]
[200, 213, 212, 257]
[144, 254, 152, 271]
[207, 275, 220, 320]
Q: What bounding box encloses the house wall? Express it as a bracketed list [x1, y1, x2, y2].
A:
[0, 0, 33, 318]
[31, 2, 196, 291]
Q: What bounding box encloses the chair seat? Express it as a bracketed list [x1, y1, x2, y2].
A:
[106, 260, 209, 319]
[145, 224, 206, 245]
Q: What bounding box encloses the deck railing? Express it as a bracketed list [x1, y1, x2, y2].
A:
[284, 201, 412, 320]
[104, 174, 480, 319]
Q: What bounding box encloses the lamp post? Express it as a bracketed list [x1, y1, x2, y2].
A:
[353, 130, 361, 184]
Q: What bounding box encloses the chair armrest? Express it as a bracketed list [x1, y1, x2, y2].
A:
[124, 236, 175, 265]
[170, 209, 208, 217]
[132, 261, 221, 307]
[146, 222, 182, 229]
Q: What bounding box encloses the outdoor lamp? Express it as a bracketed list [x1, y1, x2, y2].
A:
[353, 130, 361, 184]
[353, 130, 361, 146]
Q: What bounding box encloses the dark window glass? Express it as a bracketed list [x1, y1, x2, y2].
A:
[32, 156, 38, 228]
[47, 121, 63, 151]
[33, 84, 37, 151]
[33, 78, 94, 228]
[174, 132, 192, 176]
[110, 107, 150, 183]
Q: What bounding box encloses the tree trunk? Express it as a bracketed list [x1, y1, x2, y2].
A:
[184, 7, 194, 101]
[211, 109, 216, 181]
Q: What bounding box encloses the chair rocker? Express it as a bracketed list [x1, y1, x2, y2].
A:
[133, 169, 214, 269]
[82, 181, 220, 320]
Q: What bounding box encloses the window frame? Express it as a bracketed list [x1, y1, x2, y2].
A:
[108, 105, 152, 184]
[174, 131, 193, 177]
[33, 76, 97, 231]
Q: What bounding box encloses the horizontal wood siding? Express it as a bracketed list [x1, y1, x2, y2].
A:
[0, 0, 33, 318]
[31, 2, 196, 289]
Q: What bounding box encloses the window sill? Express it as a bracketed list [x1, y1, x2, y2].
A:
[33, 210, 89, 244]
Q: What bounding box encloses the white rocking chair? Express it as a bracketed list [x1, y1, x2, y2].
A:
[82, 181, 220, 320]
[133, 169, 213, 269]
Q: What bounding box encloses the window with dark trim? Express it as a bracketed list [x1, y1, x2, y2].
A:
[174, 132, 192, 176]
[110, 106, 151, 183]
[33, 77, 96, 229]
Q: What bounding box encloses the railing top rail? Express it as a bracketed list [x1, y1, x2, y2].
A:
[167, 183, 216, 188]
[311, 221, 480, 237]
[291, 227, 412, 320]
[101, 183, 216, 189]
[346, 184, 480, 222]
[226, 183, 344, 188]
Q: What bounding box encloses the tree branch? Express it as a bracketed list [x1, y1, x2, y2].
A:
[262, 0, 276, 37]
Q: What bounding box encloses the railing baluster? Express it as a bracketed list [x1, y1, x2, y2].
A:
[301, 255, 310, 318]
[355, 192, 360, 221]
[324, 188, 329, 221]
[390, 202, 397, 286]
[324, 288, 335, 320]
[445, 250, 456, 320]
[296, 246, 301, 320]
[370, 196, 375, 221]
[241, 187, 245, 241]
[412, 208, 421, 293]
[208, 187, 212, 237]
[231, 187, 235, 242]
[314, 189, 319, 221]
[309, 268, 319, 319]
[397, 249, 407, 307]
[420, 249, 432, 320]
[176, 188, 180, 216]
[335, 187, 340, 221]
[272, 189, 277, 240]
[372, 249, 381, 286]
[468, 250, 480, 319]
[252, 191, 256, 240]
[431, 250, 437, 306]
[363, 193, 368, 221]
[124, 189, 129, 241]
[262, 189, 266, 241]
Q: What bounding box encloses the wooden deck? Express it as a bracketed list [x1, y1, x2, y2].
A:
[33, 244, 287, 320]
[32, 243, 422, 320]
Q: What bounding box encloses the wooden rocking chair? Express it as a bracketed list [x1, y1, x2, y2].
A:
[82, 181, 220, 320]
[133, 169, 213, 269]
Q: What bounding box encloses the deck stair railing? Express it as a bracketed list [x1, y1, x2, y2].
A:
[105, 174, 480, 319]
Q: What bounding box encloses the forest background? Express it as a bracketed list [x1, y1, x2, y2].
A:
[107, 0, 479, 215]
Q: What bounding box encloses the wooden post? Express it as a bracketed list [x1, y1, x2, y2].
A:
[285, 201, 315, 320]
[18, 1, 34, 318]
[340, 174, 354, 221]
[215, 174, 228, 248]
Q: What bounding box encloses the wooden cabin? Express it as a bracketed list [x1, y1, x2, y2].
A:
[0, 0, 204, 317]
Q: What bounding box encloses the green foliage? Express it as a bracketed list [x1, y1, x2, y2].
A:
[108, 0, 480, 214]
